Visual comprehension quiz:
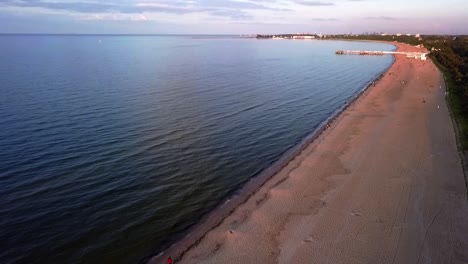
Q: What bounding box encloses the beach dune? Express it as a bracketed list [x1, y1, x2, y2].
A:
[150, 42, 468, 264]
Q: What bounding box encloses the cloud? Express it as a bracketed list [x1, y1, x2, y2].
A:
[365, 16, 397, 20]
[0, 0, 289, 14]
[85, 13, 149, 21]
[0, 0, 296, 23]
[310, 18, 339, 21]
[2, 1, 115, 13]
[294, 1, 335, 6]
[0, 0, 209, 14]
[210, 9, 253, 20]
[198, 0, 284, 10]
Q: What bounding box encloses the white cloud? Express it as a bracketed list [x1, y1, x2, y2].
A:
[84, 13, 149, 21]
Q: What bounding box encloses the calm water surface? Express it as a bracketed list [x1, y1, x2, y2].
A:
[0, 35, 394, 263]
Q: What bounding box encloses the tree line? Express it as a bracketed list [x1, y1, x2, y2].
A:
[425, 36, 468, 149]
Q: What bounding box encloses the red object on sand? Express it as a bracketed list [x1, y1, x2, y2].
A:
[167, 257, 173, 264]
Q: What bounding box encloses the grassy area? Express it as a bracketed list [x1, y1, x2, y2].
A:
[424, 36, 468, 151]
[430, 56, 468, 150]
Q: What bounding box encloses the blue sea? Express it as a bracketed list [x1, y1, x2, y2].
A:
[0, 35, 394, 264]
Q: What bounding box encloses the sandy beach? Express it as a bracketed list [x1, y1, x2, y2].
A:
[150, 42, 468, 264]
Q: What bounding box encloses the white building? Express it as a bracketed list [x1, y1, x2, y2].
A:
[293, 35, 315, 39]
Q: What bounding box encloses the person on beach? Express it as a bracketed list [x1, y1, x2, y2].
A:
[167, 257, 173, 264]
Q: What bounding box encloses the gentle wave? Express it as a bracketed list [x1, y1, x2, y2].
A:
[0, 35, 395, 264]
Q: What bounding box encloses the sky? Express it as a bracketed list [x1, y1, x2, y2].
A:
[0, 0, 467, 34]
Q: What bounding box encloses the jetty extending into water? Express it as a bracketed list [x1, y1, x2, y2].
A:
[257, 34, 317, 39]
[336, 50, 427, 60]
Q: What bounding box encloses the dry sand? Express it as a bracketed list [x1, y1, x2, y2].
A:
[151, 42, 468, 264]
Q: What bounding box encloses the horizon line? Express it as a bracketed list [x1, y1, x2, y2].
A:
[1, 33, 467, 36]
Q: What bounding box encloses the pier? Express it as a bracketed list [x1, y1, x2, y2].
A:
[336, 50, 427, 60]
[336, 50, 387, 55]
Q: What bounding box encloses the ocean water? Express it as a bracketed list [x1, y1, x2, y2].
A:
[0, 35, 394, 264]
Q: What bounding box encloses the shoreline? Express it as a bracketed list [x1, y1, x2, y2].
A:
[173, 40, 467, 263]
[151, 41, 468, 263]
[146, 42, 397, 263]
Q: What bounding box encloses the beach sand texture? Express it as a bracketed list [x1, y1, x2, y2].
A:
[152, 42, 468, 264]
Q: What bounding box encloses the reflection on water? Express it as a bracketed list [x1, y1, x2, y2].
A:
[0, 35, 394, 263]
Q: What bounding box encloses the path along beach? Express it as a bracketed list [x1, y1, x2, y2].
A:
[150, 42, 468, 264]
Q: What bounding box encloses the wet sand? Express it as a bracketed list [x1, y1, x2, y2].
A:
[150, 42, 468, 264]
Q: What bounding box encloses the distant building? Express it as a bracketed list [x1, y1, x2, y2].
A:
[292, 35, 315, 39]
[396, 33, 402, 36]
[415, 34, 421, 38]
